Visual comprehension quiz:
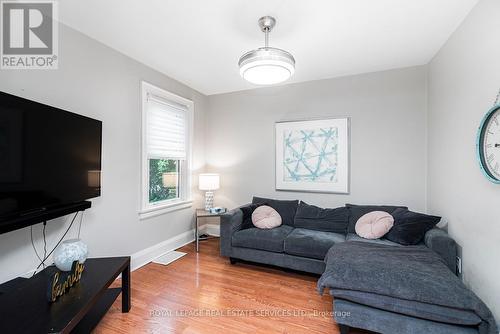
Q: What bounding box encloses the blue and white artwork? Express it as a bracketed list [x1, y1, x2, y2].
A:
[283, 127, 339, 183]
[275, 118, 349, 194]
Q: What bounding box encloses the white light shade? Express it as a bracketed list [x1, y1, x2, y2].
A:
[239, 48, 295, 85]
[199, 173, 220, 191]
[241, 62, 293, 85]
[162, 172, 178, 188]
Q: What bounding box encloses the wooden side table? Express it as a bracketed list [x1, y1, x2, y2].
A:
[195, 209, 225, 252]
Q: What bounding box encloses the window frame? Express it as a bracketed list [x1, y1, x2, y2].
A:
[140, 81, 193, 219]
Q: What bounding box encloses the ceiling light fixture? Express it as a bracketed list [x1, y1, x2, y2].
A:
[238, 16, 295, 85]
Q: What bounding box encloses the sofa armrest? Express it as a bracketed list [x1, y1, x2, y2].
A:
[220, 208, 244, 257]
[424, 228, 457, 275]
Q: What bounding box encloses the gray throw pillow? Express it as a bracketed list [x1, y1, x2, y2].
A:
[252, 196, 298, 226]
[294, 201, 349, 233]
[385, 208, 441, 245]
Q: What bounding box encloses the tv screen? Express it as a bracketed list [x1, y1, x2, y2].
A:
[0, 91, 102, 224]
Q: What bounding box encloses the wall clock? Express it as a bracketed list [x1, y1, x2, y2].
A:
[477, 104, 500, 183]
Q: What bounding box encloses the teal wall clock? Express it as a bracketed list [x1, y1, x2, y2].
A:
[477, 103, 500, 184]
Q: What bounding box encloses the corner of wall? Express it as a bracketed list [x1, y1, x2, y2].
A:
[423, 64, 430, 213]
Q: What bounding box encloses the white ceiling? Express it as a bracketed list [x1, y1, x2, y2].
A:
[59, 0, 478, 95]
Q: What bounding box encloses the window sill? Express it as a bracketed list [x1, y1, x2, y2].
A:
[139, 200, 193, 220]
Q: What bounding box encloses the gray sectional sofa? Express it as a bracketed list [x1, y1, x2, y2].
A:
[219, 196, 482, 334]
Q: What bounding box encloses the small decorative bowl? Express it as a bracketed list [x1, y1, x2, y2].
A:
[53, 239, 88, 272]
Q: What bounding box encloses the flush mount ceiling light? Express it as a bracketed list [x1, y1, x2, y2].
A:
[238, 16, 295, 85]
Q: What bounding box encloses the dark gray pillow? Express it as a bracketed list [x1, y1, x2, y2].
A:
[346, 204, 408, 233]
[252, 196, 299, 226]
[239, 203, 262, 230]
[386, 208, 441, 245]
[294, 202, 349, 233]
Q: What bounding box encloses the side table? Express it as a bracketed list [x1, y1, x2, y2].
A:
[195, 209, 225, 252]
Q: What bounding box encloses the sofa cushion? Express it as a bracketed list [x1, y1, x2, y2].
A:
[293, 202, 349, 233]
[346, 233, 400, 247]
[386, 208, 441, 245]
[232, 225, 294, 253]
[252, 196, 299, 226]
[346, 204, 408, 233]
[284, 228, 345, 260]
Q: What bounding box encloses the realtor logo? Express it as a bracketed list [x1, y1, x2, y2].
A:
[1, 0, 58, 69]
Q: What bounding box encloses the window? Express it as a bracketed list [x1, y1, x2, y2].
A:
[149, 158, 179, 202]
[140, 82, 193, 218]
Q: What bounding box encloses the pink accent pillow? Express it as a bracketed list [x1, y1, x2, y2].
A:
[252, 205, 282, 229]
[355, 211, 394, 239]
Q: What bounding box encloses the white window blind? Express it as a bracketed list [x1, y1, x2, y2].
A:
[146, 94, 188, 160]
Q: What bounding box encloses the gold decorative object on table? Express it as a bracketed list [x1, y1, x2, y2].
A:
[48, 260, 85, 302]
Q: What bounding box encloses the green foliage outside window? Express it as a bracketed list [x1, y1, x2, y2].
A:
[149, 159, 179, 203]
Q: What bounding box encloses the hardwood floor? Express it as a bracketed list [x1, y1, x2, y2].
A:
[94, 239, 363, 334]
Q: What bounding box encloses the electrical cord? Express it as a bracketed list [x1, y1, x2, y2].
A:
[30, 225, 44, 264]
[42, 222, 47, 269]
[77, 211, 83, 239]
[32, 212, 80, 277]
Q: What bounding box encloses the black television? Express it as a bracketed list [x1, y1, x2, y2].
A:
[0, 91, 102, 231]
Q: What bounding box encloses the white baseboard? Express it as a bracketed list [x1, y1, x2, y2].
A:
[130, 229, 194, 271]
[8, 226, 221, 282]
[16, 230, 195, 281]
[129, 224, 220, 272]
[202, 223, 220, 237]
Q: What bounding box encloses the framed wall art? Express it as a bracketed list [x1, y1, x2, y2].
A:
[275, 117, 350, 194]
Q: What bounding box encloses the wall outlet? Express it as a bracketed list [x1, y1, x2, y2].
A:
[456, 256, 462, 275]
[455, 243, 463, 279]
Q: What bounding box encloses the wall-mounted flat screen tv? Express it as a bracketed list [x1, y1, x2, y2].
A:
[0, 91, 102, 227]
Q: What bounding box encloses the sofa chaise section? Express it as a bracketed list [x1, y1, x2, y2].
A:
[318, 242, 496, 334]
[335, 299, 479, 334]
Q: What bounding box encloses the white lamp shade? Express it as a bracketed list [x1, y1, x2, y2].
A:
[162, 172, 178, 188]
[239, 48, 295, 85]
[241, 62, 293, 85]
[199, 173, 220, 191]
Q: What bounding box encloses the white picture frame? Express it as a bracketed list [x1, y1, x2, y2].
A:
[275, 117, 350, 194]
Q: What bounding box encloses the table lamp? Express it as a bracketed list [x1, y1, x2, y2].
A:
[199, 173, 220, 211]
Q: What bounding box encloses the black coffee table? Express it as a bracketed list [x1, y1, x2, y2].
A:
[0, 256, 130, 333]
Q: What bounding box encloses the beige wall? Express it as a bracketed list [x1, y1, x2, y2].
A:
[206, 66, 428, 213]
[427, 0, 500, 320]
[0, 24, 207, 282]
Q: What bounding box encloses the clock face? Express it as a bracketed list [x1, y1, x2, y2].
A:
[478, 106, 500, 182]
